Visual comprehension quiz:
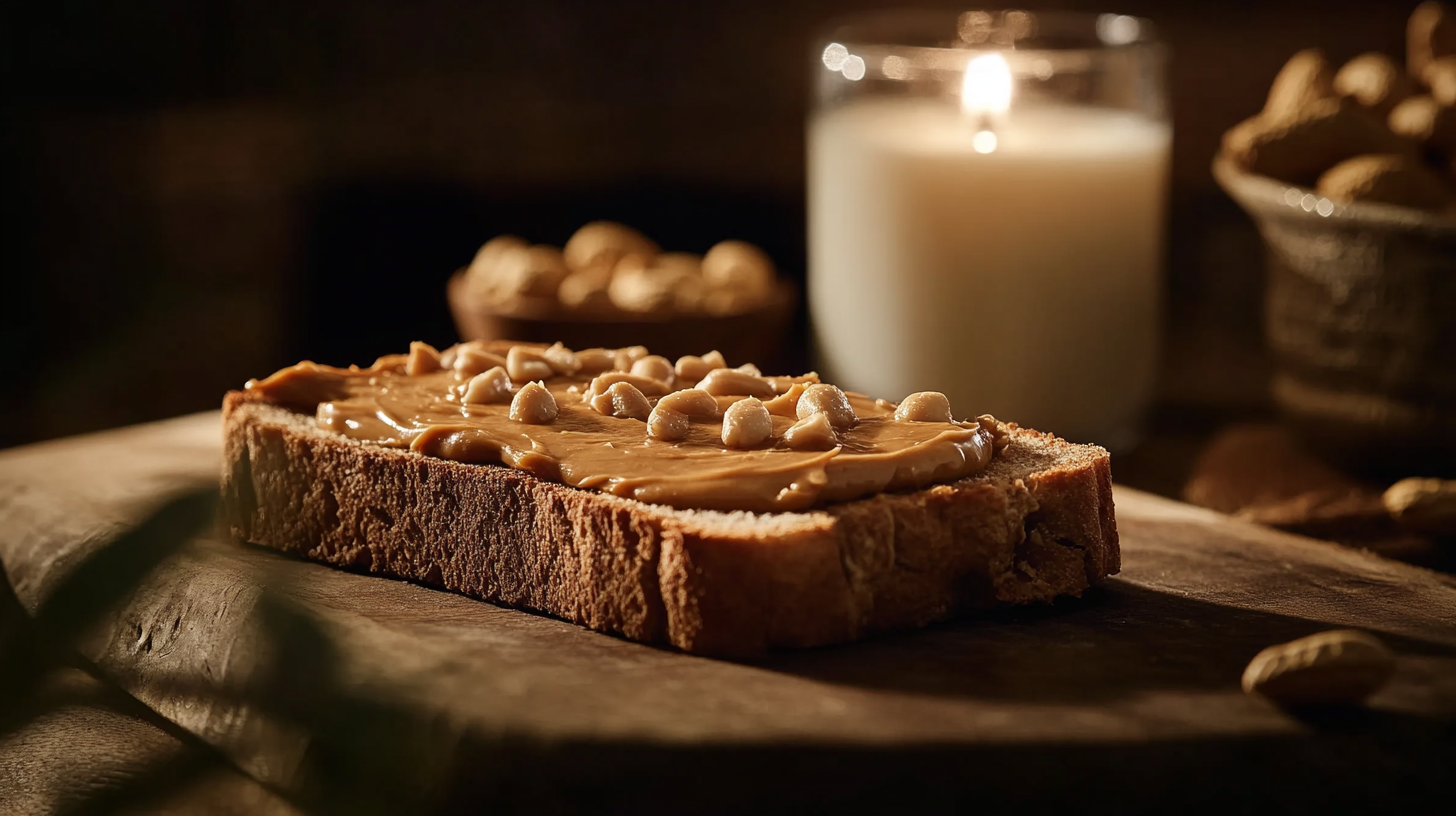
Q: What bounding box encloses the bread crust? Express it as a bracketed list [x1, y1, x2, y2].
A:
[222, 390, 1119, 656]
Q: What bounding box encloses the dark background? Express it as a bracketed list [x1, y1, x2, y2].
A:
[2, 0, 1409, 449]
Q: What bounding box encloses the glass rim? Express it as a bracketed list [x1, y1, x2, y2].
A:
[817, 8, 1162, 57]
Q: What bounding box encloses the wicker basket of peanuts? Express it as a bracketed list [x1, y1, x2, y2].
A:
[448, 220, 797, 366]
[1213, 2, 1456, 475]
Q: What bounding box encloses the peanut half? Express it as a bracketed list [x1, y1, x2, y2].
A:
[893, 391, 954, 423]
[698, 368, 777, 399]
[506, 346, 554, 383]
[585, 371, 671, 401]
[763, 382, 809, 418]
[613, 345, 649, 372]
[509, 381, 559, 424]
[406, 341, 442, 376]
[589, 381, 651, 421]
[630, 354, 676, 384]
[796, 384, 857, 429]
[453, 342, 509, 378]
[575, 348, 617, 376]
[462, 366, 513, 405]
[783, 412, 838, 451]
[647, 405, 691, 441]
[722, 398, 774, 449]
[531, 342, 577, 377]
[655, 388, 723, 421]
[674, 351, 728, 385]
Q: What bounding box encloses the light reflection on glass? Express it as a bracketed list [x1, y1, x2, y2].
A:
[1096, 14, 1140, 46]
[958, 10, 1036, 46]
[957, 11, 994, 44]
[972, 130, 998, 154]
[822, 42, 849, 71]
[882, 55, 912, 80]
[1001, 10, 1035, 44]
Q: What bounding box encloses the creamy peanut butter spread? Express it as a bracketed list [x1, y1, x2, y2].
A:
[245, 341, 1002, 513]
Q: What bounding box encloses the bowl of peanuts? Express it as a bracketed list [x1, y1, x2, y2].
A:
[1213, 2, 1456, 475]
[448, 221, 797, 367]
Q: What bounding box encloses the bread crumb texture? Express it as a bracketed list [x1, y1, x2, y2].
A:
[222, 393, 1119, 656]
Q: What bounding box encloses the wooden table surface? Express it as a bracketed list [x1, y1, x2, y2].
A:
[2, 413, 1454, 814]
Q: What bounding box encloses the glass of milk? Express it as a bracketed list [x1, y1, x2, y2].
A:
[809, 10, 1170, 451]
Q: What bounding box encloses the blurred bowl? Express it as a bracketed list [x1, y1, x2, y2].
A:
[1214, 156, 1456, 477]
[447, 272, 798, 368]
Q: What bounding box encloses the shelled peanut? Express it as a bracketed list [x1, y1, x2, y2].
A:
[463, 220, 781, 317]
[1220, 2, 1456, 214]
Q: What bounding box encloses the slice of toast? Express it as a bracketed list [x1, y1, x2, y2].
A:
[222, 390, 1118, 656]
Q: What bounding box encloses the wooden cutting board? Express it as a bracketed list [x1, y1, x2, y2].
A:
[2, 413, 1453, 814]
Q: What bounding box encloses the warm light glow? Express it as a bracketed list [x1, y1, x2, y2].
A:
[822, 43, 849, 71]
[823, 43, 865, 81]
[882, 55, 912, 80]
[961, 53, 1012, 116]
[972, 130, 998, 153]
[1096, 14, 1140, 46]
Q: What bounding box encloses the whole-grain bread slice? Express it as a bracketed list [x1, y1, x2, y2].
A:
[222, 390, 1119, 656]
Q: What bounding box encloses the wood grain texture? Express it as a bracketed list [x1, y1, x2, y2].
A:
[2, 412, 1455, 814]
[0, 668, 302, 816]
